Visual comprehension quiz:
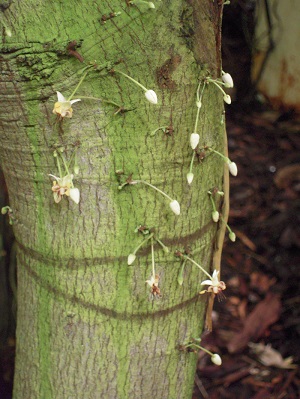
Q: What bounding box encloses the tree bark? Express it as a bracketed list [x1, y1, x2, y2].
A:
[0, 1, 227, 398]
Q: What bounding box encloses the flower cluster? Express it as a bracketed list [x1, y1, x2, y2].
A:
[49, 148, 80, 205]
[127, 226, 168, 297]
[206, 70, 234, 104]
[50, 174, 80, 204]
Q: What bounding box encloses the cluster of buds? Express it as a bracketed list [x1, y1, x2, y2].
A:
[127, 226, 168, 297]
[208, 188, 224, 223]
[206, 70, 234, 105]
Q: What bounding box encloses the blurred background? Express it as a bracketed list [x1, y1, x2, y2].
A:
[1, 1, 299, 398]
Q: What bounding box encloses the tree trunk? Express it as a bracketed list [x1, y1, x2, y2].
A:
[0, 1, 227, 398]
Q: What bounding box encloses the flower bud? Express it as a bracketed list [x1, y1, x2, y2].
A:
[177, 273, 184, 286]
[5, 28, 12, 37]
[145, 89, 158, 104]
[211, 354, 222, 366]
[127, 253, 136, 265]
[222, 73, 234, 88]
[148, 2, 155, 8]
[228, 161, 238, 176]
[196, 100, 202, 109]
[229, 232, 236, 242]
[69, 188, 80, 204]
[186, 172, 194, 185]
[190, 133, 200, 150]
[212, 211, 219, 223]
[223, 94, 231, 104]
[170, 200, 180, 215]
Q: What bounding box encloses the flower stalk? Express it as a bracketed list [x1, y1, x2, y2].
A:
[114, 70, 158, 104]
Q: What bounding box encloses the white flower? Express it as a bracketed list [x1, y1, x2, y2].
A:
[212, 211, 219, 223]
[127, 253, 136, 265]
[223, 94, 231, 104]
[69, 188, 80, 204]
[145, 89, 158, 104]
[190, 133, 200, 150]
[228, 161, 238, 176]
[53, 91, 81, 118]
[187, 172, 194, 185]
[211, 354, 222, 366]
[146, 275, 156, 287]
[222, 73, 234, 88]
[169, 200, 180, 215]
[229, 232, 236, 242]
[200, 270, 226, 294]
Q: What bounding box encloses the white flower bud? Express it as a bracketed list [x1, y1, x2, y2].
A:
[186, 172, 194, 185]
[223, 94, 231, 104]
[228, 161, 238, 176]
[145, 89, 158, 104]
[211, 354, 222, 366]
[148, 2, 155, 8]
[69, 188, 80, 204]
[5, 28, 12, 37]
[196, 100, 202, 109]
[229, 232, 236, 242]
[222, 73, 234, 88]
[127, 253, 136, 265]
[74, 165, 80, 175]
[170, 200, 180, 215]
[190, 133, 200, 150]
[212, 211, 219, 223]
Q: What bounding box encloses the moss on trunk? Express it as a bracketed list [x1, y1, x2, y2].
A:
[0, 1, 228, 398]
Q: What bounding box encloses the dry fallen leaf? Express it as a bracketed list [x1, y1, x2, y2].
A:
[227, 292, 281, 353]
[248, 342, 297, 369]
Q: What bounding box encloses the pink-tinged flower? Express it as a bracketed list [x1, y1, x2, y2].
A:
[146, 274, 161, 297]
[200, 270, 226, 294]
[50, 174, 72, 203]
[53, 91, 81, 118]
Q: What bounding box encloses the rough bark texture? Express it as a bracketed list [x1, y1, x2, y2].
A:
[0, 1, 227, 398]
